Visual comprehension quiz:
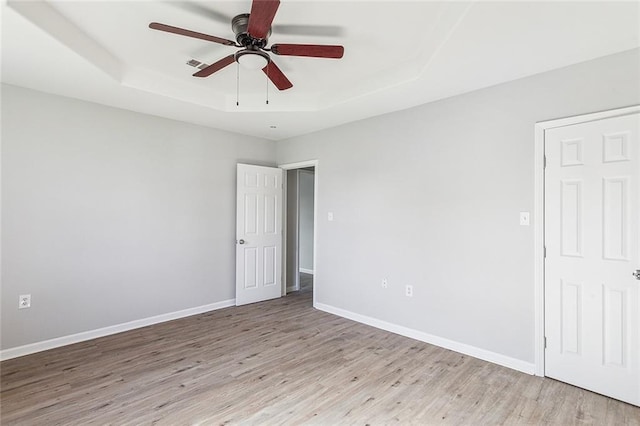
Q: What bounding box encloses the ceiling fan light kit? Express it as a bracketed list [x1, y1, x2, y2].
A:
[235, 49, 270, 70]
[149, 0, 344, 92]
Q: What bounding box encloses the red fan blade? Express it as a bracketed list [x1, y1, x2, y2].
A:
[149, 22, 236, 46]
[193, 55, 236, 77]
[270, 44, 344, 59]
[262, 61, 293, 90]
[247, 0, 280, 39]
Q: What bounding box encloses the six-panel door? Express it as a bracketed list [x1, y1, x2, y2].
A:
[545, 113, 639, 406]
[236, 164, 283, 306]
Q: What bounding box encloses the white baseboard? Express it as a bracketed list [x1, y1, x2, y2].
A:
[314, 302, 535, 375]
[299, 268, 314, 274]
[0, 299, 236, 361]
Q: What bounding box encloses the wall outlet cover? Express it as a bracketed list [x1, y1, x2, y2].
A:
[405, 285, 413, 297]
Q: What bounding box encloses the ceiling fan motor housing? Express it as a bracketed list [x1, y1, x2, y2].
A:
[232, 13, 271, 47]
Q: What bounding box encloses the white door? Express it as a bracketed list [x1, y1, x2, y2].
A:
[545, 112, 639, 406]
[236, 164, 283, 306]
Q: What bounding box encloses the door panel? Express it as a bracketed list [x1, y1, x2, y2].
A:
[545, 112, 639, 406]
[603, 177, 629, 260]
[560, 179, 582, 256]
[602, 285, 627, 366]
[236, 164, 283, 305]
[243, 247, 258, 289]
[560, 280, 581, 355]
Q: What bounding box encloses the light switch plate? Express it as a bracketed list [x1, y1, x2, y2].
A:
[328, 212, 334, 221]
[19, 294, 31, 309]
[520, 212, 530, 226]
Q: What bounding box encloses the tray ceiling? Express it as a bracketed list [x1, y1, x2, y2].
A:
[2, 1, 639, 140]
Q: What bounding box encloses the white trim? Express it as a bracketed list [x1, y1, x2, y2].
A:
[533, 104, 640, 377]
[279, 160, 317, 171]
[294, 171, 301, 291]
[534, 123, 545, 377]
[0, 299, 235, 361]
[279, 160, 319, 307]
[536, 105, 640, 130]
[282, 170, 301, 294]
[281, 171, 290, 295]
[299, 268, 314, 275]
[316, 302, 535, 375]
[312, 167, 318, 308]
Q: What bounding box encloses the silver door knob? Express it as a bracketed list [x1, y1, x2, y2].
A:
[633, 269, 640, 280]
[238, 239, 245, 245]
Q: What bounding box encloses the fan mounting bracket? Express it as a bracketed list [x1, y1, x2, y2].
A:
[232, 13, 271, 48]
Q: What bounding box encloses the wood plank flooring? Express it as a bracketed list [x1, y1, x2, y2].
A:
[1, 290, 638, 425]
[299, 272, 313, 293]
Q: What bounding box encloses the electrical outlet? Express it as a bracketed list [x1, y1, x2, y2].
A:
[19, 294, 31, 309]
[327, 212, 334, 221]
[382, 279, 388, 288]
[520, 212, 530, 226]
[405, 285, 413, 297]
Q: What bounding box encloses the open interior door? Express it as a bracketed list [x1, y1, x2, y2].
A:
[236, 164, 283, 306]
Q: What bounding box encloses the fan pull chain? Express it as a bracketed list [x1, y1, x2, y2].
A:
[236, 61, 240, 107]
[266, 61, 270, 105]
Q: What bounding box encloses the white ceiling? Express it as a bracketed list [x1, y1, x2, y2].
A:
[2, 0, 639, 141]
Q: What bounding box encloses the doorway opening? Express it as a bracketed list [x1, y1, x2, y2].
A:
[286, 167, 315, 294]
[280, 160, 318, 305]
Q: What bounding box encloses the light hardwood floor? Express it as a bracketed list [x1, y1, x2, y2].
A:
[299, 272, 313, 293]
[1, 290, 638, 425]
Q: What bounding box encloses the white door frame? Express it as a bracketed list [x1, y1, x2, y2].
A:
[287, 170, 301, 293]
[279, 160, 319, 307]
[534, 104, 640, 376]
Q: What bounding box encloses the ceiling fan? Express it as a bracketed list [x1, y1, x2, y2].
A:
[149, 0, 344, 91]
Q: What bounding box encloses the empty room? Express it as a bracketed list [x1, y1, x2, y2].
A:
[1, 0, 639, 424]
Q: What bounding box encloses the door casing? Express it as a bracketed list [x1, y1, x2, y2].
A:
[285, 169, 301, 293]
[533, 105, 640, 376]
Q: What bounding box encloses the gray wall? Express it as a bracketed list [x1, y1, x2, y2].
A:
[1, 84, 276, 350]
[277, 49, 640, 364]
[3, 48, 639, 362]
[298, 170, 314, 272]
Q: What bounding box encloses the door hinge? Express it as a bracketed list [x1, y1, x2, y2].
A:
[543, 155, 547, 169]
[544, 246, 547, 258]
[544, 336, 547, 349]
